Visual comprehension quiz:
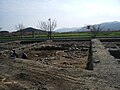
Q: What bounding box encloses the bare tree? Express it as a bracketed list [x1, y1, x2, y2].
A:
[87, 24, 104, 38]
[0, 27, 2, 31]
[0, 27, 2, 37]
[38, 18, 57, 39]
[32, 31, 35, 38]
[15, 23, 25, 39]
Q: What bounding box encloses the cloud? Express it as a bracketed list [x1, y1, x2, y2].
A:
[0, 0, 120, 31]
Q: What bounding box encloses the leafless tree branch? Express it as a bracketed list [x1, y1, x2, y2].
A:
[15, 23, 25, 38]
[0, 27, 2, 30]
[38, 19, 57, 39]
[87, 24, 104, 38]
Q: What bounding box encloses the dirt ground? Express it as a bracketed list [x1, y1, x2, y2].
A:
[0, 39, 120, 90]
[0, 40, 90, 90]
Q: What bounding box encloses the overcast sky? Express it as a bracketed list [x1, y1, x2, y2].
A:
[0, 0, 120, 31]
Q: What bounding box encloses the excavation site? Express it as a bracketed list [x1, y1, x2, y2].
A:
[0, 39, 120, 90]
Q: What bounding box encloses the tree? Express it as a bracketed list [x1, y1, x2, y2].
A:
[0, 27, 2, 31]
[15, 23, 25, 39]
[87, 24, 104, 38]
[38, 18, 57, 39]
[0, 27, 2, 37]
[32, 31, 35, 38]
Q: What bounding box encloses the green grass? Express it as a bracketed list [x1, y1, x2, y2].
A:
[0, 31, 120, 40]
[96, 31, 120, 37]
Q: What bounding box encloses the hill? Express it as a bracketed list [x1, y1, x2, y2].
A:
[55, 21, 120, 32]
[55, 27, 80, 32]
[11, 27, 47, 36]
[76, 21, 120, 32]
[16, 27, 46, 33]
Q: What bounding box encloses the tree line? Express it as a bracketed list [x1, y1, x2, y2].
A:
[15, 18, 57, 39]
[0, 19, 104, 39]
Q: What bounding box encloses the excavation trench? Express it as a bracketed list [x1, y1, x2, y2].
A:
[0, 40, 90, 69]
[9, 40, 90, 69]
[101, 40, 120, 64]
[109, 50, 120, 59]
[85, 40, 93, 70]
[27, 42, 89, 69]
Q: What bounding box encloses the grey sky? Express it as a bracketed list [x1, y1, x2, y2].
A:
[0, 0, 120, 31]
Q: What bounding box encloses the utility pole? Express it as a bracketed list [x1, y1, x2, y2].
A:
[38, 18, 56, 39]
[48, 18, 51, 39]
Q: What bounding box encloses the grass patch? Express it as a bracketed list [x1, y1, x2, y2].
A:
[0, 31, 120, 41]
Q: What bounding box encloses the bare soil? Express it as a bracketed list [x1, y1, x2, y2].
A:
[0, 39, 120, 90]
[0, 40, 89, 90]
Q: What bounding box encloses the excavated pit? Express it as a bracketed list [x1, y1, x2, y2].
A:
[0, 40, 90, 69]
[24, 41, 90, 69]
[109, 50, 120, 59]
[102, 41, 120, 64]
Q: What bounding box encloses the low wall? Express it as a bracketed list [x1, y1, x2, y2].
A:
[92, 39, 120, 88]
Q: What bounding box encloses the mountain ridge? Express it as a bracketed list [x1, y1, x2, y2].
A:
[15, 27, 46, 33]
[55, 21, 120, 32]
